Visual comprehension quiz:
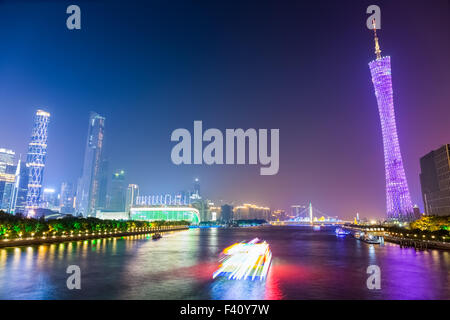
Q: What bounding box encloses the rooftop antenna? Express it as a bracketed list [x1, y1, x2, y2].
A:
[372, 18, 382, 60]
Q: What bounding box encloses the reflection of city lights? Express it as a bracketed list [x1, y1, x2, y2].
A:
[213, 238, 272, 281]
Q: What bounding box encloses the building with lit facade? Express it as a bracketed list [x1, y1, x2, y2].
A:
[220, 204, 233, 222]
[76, 112, 105, 217]
[193, 178, 200, 199]
[420, 144, 450, 216]
[130, 206, 200, 224]
[271, 209, 287, 221]
[109, 169, 126, 212]
[125, 184, 139, 213]
[209, 205, 222, 221]
[11, 159, 28, 214]
[60, 181, 75, 214]
[25, 110, 50, 216]
[192, 199, 212, 221]
[96, 210, 130, 220]
[0, 148, 17, 213]
[291, 205, 306, 219]
[41, 188, 59, 210]
[136, 193, 191, 206]
[233, 204, 270, 220]
[0, 148, 15, 173]
[96, 158, 109, 211]
[368, 21, 414, 221]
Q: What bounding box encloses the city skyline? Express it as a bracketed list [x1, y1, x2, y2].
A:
[0, 1, 449, 219]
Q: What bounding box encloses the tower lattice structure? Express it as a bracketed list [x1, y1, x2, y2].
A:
[25, 110, 50, 215]
[368, 20, 413, 221]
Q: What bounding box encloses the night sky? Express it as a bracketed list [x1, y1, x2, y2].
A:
[0, 0, 448, 219]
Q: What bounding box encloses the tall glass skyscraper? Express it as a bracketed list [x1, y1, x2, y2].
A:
[76, 112, 106, 217]
[60, 181, 75, 214]
[125, 184, 139, 213]
[25, 110, 50, 216]
[108, 169, 126, 212]
[368, 22, 413, 221]
[11, 159, 29, 214]
[0, 148, 16, 213]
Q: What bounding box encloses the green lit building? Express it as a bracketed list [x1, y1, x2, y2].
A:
[130, 206, 200, 224]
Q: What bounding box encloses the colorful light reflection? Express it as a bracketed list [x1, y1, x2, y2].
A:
[213, 238, 272, 281]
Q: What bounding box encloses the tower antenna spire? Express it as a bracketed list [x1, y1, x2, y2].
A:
[372, 18, 382, 60]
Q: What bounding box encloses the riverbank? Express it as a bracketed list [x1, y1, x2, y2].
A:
[0, 225, 188, 248]
[384, 235, 450, 250]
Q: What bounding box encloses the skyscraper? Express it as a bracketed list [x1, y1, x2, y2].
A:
[108, 169, 126, 212]
[220, 204, 233, 222]
[291, 205, 306, 219]
[96, 158, 109, 210]
[76, 112, 105, 217]
[60, 181, 75, 214]
[11, 159, 29, 214]
[368, 21, 413, 221]
[0, 148, 15, 173]
[0, 148, 16, 213]
[25, 110, 50, 216]
[420, 144, 450, 216]
[125, 184, 139, 213]
[41, 188, 59, 209]
[192, 178, 201, 200]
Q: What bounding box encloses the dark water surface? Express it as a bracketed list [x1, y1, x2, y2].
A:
[0, 226, 448, 299]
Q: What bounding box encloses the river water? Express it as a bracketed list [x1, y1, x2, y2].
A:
[0, 226, 448, 299]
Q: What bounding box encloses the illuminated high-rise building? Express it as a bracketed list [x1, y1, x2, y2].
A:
[193, 178, 200, 198]
[0, 148, 15, 173]
[233, 204, 270, 220]
[109, 169, 126, 212]
[60, 181, 75, 214]
[25, 110, 50, 216]
[290, 205, 306, 219]
[76, 112, 105, 217]
[96, 158, 109, 210]
[368, 21, 413, 221]
[41, 188, 59, 210]
[0, 148, 17, 213]
[11, 159, 28, 214]
[220, 204, 233, 222]
[420, 144, 450, 216]
[125, 184, 139, 213]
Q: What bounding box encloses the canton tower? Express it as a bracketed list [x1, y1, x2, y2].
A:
[368, 20, 414, 221]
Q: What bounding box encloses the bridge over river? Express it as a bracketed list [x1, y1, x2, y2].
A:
[270, 203, 346, 225]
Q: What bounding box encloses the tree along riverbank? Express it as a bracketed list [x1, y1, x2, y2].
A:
[0, 225, 189, 248]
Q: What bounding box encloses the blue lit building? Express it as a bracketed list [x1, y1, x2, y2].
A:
[25, 110, 50, 216]
[12, 159, 29, 214]
[76, 112, 106, 217]
[0, 148, 17, 213]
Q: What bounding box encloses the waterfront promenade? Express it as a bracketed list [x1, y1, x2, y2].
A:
[0, 225, 188, 248]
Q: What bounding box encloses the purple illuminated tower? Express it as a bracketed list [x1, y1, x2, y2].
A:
[368, 21, 414, 221]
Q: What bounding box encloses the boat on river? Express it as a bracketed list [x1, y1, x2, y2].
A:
[212, 238, 272, 281]
[152, 233, 162, 240]
[335, 227, 350, 237]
